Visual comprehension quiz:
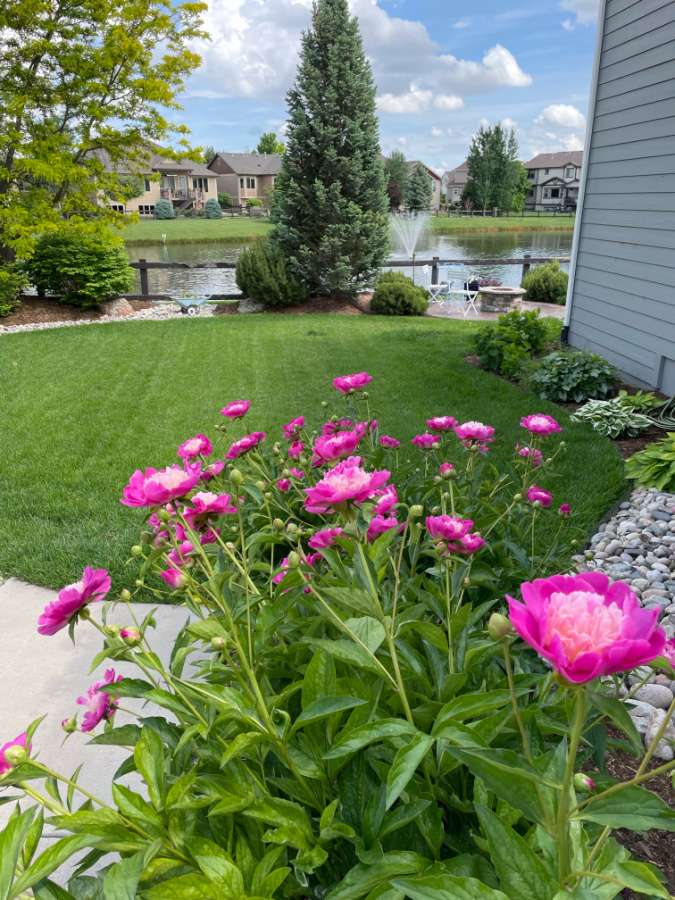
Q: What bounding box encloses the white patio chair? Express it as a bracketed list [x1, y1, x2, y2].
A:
[442, 265, 480, 317]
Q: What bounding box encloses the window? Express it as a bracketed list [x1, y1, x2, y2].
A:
[528, 188, 534, 197]
[246, 177, 256, 189]
[144, 178, 151, 192]
[545, 168, 549, 174]
[138, 204, 155, 215]
[240, 177, 244, 189]
[543, 188, 550, 198]
[192, 177, 209, 191]
[453, 188, 459, 196]
[432, 181, 436, 192]
[527, 170, 535, 179]
[109, 204, 125, 213]
[551, 187, 560, 198]
[565, 166, 575, 179]
[179, 176, 186, 190]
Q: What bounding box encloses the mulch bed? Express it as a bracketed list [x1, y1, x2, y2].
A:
[214, 294, 373, 316]
[4, 296, 155, 325]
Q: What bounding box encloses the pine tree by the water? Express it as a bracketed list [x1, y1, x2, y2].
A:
[405, 163, 433, 212]
[269, 0, 389, 298]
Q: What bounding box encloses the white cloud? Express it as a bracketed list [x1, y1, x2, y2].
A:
[397, 136, 407, 145]
[434, 95, 465, 110]
[435, 45, 531, 94]
[430, 126, 444, 137]
[501, 117, 518, 130]
[560, 0, 600, 27]
[377, 85, 433, 113]
[535, 104, 586, 129]
[563, 133, 584, 151]
[453, 20, 470, 29]
[478, 117, 491, 129]
[545, 131, 558, 140]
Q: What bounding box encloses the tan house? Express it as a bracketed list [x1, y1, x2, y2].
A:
[382, 156, 442, 211]
[208, 153, 282, 206]
[91, 149, 218, 216]
[443, 161, 468, 206]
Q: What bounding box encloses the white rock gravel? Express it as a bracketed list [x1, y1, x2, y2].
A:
[0, 302, 217, 335]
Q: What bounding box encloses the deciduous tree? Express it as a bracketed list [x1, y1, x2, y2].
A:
[384, 149, 409, 210]
[464, 123, 522, 214]
[255, 133, 285, 155]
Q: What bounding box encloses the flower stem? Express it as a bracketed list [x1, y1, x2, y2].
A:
[558, 688, 586, 884]
[502, 639, 532, 762]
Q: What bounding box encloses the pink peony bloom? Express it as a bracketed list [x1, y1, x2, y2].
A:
[226, 432, 266, 460]
[221, 400, 250, 419]
[559, 504, 571, 517]
[277, 479, 291, 492]
[380, 435, 400, 449]
[426, 515, 473, 543]
[322, 418, 354, 437]
[367, 515, 401, 542]
[77, 668, 123, 733]
[427, 416, 458, 432]
[454, 421, 495, 452]
[507, 572, 666, 684]
[167, 540, 196, 569]
[38, 567, 111, 636]
[283, 416, 305, 439]
[182, 492, 237, 530]
[439, 463, 455, 476]
[312, 430, 362, 466]
[309, 527, 344, 549]
[411, 433, 441, 450]
[120, 627, 140, 643]
[354, 420, 377, 437]
[520, 414, 562, 437]
[304, 457, 391, 514]
[177, 434, 212, 461]
[454, 533, 485, 554]
[373, 484, 398, 514]
[516, 445, 543, 467]
[121, 464, 201, 508]
[289, 467, 304, 480]
[289, 441, 303, 459]
[273, 553, 322, 593]
[333, 372, 372, 395]
[161, 569, 189, 590]
[527, 484, 552, 507]
[201, 460, 225, 482]
[662, 638, 675, 665]
[0, 733, 31, 773]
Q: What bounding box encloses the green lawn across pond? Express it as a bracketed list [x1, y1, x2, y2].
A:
[0, 315, 624, 594]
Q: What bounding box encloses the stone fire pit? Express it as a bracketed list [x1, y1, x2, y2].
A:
[479, 286, 526, 313]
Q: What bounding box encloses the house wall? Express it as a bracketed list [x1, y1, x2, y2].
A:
[567, 0, 675, 393]
[525, 165, 580, 209]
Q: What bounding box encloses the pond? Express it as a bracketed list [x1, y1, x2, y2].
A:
[125, 229, 574, 297]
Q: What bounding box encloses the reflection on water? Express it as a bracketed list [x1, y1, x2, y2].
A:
[125, 230, 574, 296]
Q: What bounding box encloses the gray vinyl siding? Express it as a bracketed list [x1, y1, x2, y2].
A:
[567, 0, 675, 392]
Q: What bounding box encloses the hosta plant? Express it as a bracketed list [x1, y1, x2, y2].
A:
[626, 432, 675, 492]
[570, 397, 654, 439]
[2, 379, 675, 900]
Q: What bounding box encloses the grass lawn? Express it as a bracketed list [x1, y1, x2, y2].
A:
[430, 215, 575, 235]
[0, 315, 625, 595]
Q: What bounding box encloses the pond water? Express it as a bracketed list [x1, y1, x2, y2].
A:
[125, 229, 574, 297]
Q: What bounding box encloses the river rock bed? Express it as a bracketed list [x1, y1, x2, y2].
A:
[0, 302, 216, 334]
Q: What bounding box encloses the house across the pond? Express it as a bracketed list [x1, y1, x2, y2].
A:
[207, 153, 282, 207]
[524, 151, 583, 212]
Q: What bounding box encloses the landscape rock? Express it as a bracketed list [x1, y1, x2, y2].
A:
[644, 708, 675, 760]
[631, 683, 674, 709]
[238, 299, 266, 314]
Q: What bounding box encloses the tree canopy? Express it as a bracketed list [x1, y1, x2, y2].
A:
[406, 163, 433, 212]
[463, 124, 522, 213]
[203, 146, 216, 164]
[384, 149, 409, 210]
[255, 133, 285, 156]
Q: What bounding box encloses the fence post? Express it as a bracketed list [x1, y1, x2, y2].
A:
[431, 256, 439, 286]
[139, 259, 149, 296]
[522, 253, 531, 282]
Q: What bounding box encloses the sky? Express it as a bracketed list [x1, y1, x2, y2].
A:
[178, 0, 601, 173]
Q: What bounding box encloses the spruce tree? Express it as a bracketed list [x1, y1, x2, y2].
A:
[269, 0, 389, 298]
[405, 163, 433, 212]
[384, 149, 409, 209]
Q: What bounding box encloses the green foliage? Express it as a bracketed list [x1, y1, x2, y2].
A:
[269, 0, 390, 298]
[464, 124, 520, 213]
[204, 198, 223, 219]
[370, 270, 429, 316]
[0, 263, 27, 316]
[529, 349, 619, 403]
[114, 174, 145, 202]
[218, 191, 233, 208]
[405, 164, 433, 212]
[510, 162, 529, 213]
[521, 260, 568, 305]
[470, 310, 551, 378]
[384, 149, 409, 210]
[255, 132, 285, 155]
[617, 389, 662, 412]
[24, 232, 133, 307]
[571, 398, 654, 438]
[626, 433, 675, 491]
[235, 241, 309, 308]
[203, 145, 216, 164]
[0, 0, 206, 260]
[153, 198, 175, 220]
[247, 198, 264, 209]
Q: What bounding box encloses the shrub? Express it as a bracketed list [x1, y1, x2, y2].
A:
[0, 263, 28, 316]
[2, 375, 672, 900]
[235, 240, 309, 307]
[626, 432, 675, 490]
[528, 348, 619, 402]
[24, 233, 134, 308]
[153, 197, 175, 219]
[571, 397, 654, 438]
[247, 198, 264, 208]
[521, 259, 569, 305]
[218, 191, 233, 208]
[370, 270, 429, 316]
[470, 309, 551, 377]
[204, 198, 223, 219]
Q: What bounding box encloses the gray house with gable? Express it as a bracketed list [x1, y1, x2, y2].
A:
[565, 0, 675, 394]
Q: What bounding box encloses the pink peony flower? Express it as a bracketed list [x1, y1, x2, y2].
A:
[507, 572, 666, 684]
[312, 430, 362, 466]
[322, 418, 354, 436]
[526, 484, 552, 507]
[167, 540, 196, 569]
[221, 401, 250, 419]
[201, 460, 225, 482]
[289, 441, 303, 459]
[373, 484, 398, 514]
[226, 432, 266, 459]
[354, 420, 377, 437]
[177, 434, 212, 461]
[439, 463, 455, 476]
[121, 464, 201, 507]
[304, 457, 390, 514]
[161, 569, 189, 590]
[521, 414, 562, 437]
[0, 733, 31, 773]
[426, 515, 473, 543]
[559, 504, 571, 517]
[182, 492, 237, 530]
[454, 421, 495, 451]
[289, 467, 304, 480]
[662, 638, 675, 665]
[380, 435, 400, 449]
[454, 533, 485, 554]
[38, 567, 111, 636]
[516, 445, 543, 467]
[411, 433, 441, 450]
[277, 479, 291, 492]
[273, 553, 322, 593]
[427, 416, 458, 432]
[308, 527, 344, 550]
[77, 668, 123, 733]
[333, 372, 372, 395]
[120, 627, 140, 643]
[283, 416, 305, 439]
[367, 515, 401, 542]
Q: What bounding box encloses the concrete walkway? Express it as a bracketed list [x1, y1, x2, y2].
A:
[427, 299, 565, 320]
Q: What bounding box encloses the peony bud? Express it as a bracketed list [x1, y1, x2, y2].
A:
[225, 542, 235, 550]
[573, 773, 595, 793]
[363, 392, 369, 400]
[431, 442, 440, 451]
[431, 506, 441, 515]
[409, 505, 424, 518]
[211, 636, 226, 652]
[120, 589, 131, 602]
[158, 508, 171, 522]
[135, 579, 143, 587]
[229, 468, 243, 486]
[4, 745, 27, 767]
[273, 518, 285, 531]
[286, 522, 298, 534]
[571, 539, 579, 548]
[463, 577, 470, 588]
[434, 476, 442, 484]
[264, 492, 272, 500]
[106, 624, 120, 637]
[140, 531, 153, 545]
[256, 480, 266, 491]
[533, 500, 542, 509]
[514, 493, 522, 502]
[487, 613, 513, 642]
[282, 469, 290, 478]
[321, 401, 328, 408]
[120, 627, 140, 645]
[131, 545, 143, 556]
[61, 716, 78, 734]
[331, 415, 339, 424]
[288, 551, 301, 568]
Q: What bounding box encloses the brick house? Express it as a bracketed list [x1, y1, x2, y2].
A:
[207, 153, 282, 206]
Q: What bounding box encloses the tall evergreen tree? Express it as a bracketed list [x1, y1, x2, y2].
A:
[405, 163, 433, 212]
[384, 149, 409, 210]
[464, 123, 520, 213]
[269, 0, 389, 298]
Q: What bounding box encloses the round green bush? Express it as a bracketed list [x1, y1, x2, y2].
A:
[521, 260, 569, 305]
[528, 349, 619, 403]
[235, 241, 309, 308]
[370, 270, 429, 316]
[0, 263, 28, 317]
[24, 232, 134, 308]
[218, 191, 233, 208]
[246, 198, 264, 209]
[204, 198, 222, 219]
[153, 198, 175, 219]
